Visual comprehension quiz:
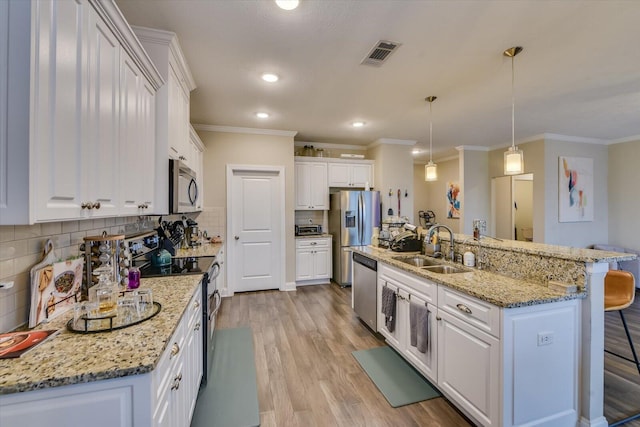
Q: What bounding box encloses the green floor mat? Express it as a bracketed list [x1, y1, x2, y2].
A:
[352, 346, 441, 408]
[191, 327, 259, 427]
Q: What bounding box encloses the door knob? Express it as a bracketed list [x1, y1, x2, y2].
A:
[235, 236, 240, 240]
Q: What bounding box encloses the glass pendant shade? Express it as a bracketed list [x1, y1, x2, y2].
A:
[504, 146, 524, 175]
[425, 161, 438, 181]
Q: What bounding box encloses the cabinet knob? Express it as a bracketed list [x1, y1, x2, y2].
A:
[194, 322, 201, 331]
[436, 316, 442, 321]
[235, 236, 240, 240]
[456, 303, 472, 314]
[93, 202, 100, 210]
[193, 300, 200, 309]
[81, 202, 94, 210]
[170, 343, 180, 359]
[310, 242, 317, 245]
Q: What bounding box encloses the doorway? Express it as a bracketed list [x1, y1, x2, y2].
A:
[491, 173, 534, 241]
[226, 165, 285, 293]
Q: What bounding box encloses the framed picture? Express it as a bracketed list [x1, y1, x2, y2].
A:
[559, 156, 593, 222]
[446, 181, 461, 219]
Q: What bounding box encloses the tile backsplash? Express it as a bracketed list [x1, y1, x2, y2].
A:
[0, 216, 155, 333]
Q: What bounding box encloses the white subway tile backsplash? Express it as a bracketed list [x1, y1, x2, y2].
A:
[14, 224, 42, 240]
[40, 222, 62, 235]
[0, 217, 142, 332]
[0, 226, 15, 243]
[61, 221, 79, 233]
[0, 259, 15, 279]
[0, 240, 28, 261]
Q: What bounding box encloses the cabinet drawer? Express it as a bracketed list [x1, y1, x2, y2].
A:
[438, 287, 500, 338]
[379, 263, 437, 304]
[296, 238, 330, 249]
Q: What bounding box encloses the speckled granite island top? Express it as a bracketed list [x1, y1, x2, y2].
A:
[174, 242, 223, 257]
[353, 246, 588, 308]
[0, 274, 202, 395]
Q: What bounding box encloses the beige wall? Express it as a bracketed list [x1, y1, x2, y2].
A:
[415, 158, 460, 232]
[608, 139, 640, 250]
[460, 149, 490, 234]
[370, 143, 414, 223]
[199, 130, 296, 286]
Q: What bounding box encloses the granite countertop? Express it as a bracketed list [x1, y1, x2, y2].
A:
[0, 244, 224, 395]
[174, 242, 223, 257]
[449, 234, 636, 263]
[353, 246, 587, 308]
[295, 234, 332, 239]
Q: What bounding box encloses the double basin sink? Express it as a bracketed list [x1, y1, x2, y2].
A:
[392, 255, 469, 274]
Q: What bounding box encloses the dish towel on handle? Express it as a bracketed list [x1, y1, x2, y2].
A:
[409, 301, 430, 353]
[381, 286, 397, 333]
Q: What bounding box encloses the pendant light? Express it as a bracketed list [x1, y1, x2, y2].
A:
[424, 96, 438, 181]
[503, 46, 524, 175]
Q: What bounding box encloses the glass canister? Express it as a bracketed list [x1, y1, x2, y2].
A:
[91, 267, 117, 317]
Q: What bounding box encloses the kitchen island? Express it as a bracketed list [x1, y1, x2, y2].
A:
[353, 238, 635, 427]
[0, 242, 223, 426]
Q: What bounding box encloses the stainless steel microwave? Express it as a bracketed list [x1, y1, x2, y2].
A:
[169, 159, 199, 213]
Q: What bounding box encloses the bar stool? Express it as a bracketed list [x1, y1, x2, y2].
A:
[604, 270, 640, 426]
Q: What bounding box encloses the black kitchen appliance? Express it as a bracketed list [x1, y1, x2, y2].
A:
[390, 231, 422, 252]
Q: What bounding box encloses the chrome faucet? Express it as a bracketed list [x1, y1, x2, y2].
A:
[426, 224, 455, 261]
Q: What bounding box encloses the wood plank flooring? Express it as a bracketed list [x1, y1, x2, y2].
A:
[216, 283, 471, 427]
[604, 290, 640, 426]
[217, 283, 640, 426]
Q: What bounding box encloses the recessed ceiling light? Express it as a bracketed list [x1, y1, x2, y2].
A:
[412, 149, 422, 155]
[256, 112, 270, 119]
[261, 73, 279, 83]
[351, 121, 365, 128]
[275, 0, 299, 10]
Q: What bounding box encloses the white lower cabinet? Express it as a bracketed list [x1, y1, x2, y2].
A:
[295, 237, 332, 284]
[376, 262, 580, 427]
[0, 287, 203, 427]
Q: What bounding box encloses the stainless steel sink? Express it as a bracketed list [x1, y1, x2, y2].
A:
[393, 255, 441, 267]
[422, 265, 468, 274]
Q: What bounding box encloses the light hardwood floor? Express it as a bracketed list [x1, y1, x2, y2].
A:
[217, 283, 640, 426]
[216, 283, 471, 427]
[604, 290, 640, 426]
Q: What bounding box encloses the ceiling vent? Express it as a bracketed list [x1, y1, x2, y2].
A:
[361, 40, 401, 66]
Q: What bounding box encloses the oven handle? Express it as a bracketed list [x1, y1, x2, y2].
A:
[208, 289, 221, 321]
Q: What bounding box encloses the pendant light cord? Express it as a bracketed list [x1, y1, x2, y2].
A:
[511, 55, 515, 150]
[429, 101, 433, 162]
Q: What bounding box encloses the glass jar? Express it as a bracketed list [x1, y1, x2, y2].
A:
[92, 268, 117, 316]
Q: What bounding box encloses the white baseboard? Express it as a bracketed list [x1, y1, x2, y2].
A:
[578, 416, 608, 427]
[281, 281, 297, 291]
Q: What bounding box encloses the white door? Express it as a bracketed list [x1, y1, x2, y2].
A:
[228, 166, 284, 293]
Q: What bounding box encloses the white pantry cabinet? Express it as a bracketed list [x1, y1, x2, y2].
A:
[133, 27, 196, 215]
[295, 237, 332, 284]
[328, 161, 373, 188]
[0, 0, 163, 224]
[295, 161, 328, 210]
[376, 261, 580, 427]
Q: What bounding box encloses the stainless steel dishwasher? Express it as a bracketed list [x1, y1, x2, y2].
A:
[353, 252, 377, 330]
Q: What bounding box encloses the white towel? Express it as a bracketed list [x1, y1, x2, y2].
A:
[409, 301, 429, 353]
[381, 286, 397, 333]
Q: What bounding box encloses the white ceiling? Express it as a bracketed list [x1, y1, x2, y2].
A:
[116, 0, 640, 160]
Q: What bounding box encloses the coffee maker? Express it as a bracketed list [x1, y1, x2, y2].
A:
[184, 217, 200, 247]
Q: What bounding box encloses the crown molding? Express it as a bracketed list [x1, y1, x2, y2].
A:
[608, 134, 640, 145]
[542, 133, 609, 144]
[192, 124, 298, 137]
[369, 138, 417, 148]
[455, 145, 490, 152]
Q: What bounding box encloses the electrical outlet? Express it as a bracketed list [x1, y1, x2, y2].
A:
[0, 281, 14, 290]
[537, 332, 554, 346]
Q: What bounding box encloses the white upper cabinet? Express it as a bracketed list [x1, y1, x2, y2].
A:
[295, 161, 328, 210]
[189, 125, 205, 211]
[327, 161, 374, 188]
[133, 27, 196, 215]
[0, 0, 163, 224]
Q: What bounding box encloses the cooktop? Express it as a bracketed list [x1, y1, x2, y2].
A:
[137, 256, 216, 279]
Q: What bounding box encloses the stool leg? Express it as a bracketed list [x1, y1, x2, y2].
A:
[619, 310, 640, 376]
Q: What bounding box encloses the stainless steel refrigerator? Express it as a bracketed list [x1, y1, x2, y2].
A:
[329, 191, 381, 287]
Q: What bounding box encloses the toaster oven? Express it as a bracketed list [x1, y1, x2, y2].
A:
[295, 224, 323, 236]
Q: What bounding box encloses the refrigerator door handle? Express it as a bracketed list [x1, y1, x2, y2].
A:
[361, 192, 367, 244]
[358, 193, 364, 244]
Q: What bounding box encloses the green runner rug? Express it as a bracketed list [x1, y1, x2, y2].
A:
[191, 327, 259, 427]
[352, 346, 441, 408]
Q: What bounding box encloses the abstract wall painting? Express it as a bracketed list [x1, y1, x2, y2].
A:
[446, 181, 461, 219]
[559, 156, 593, 222]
